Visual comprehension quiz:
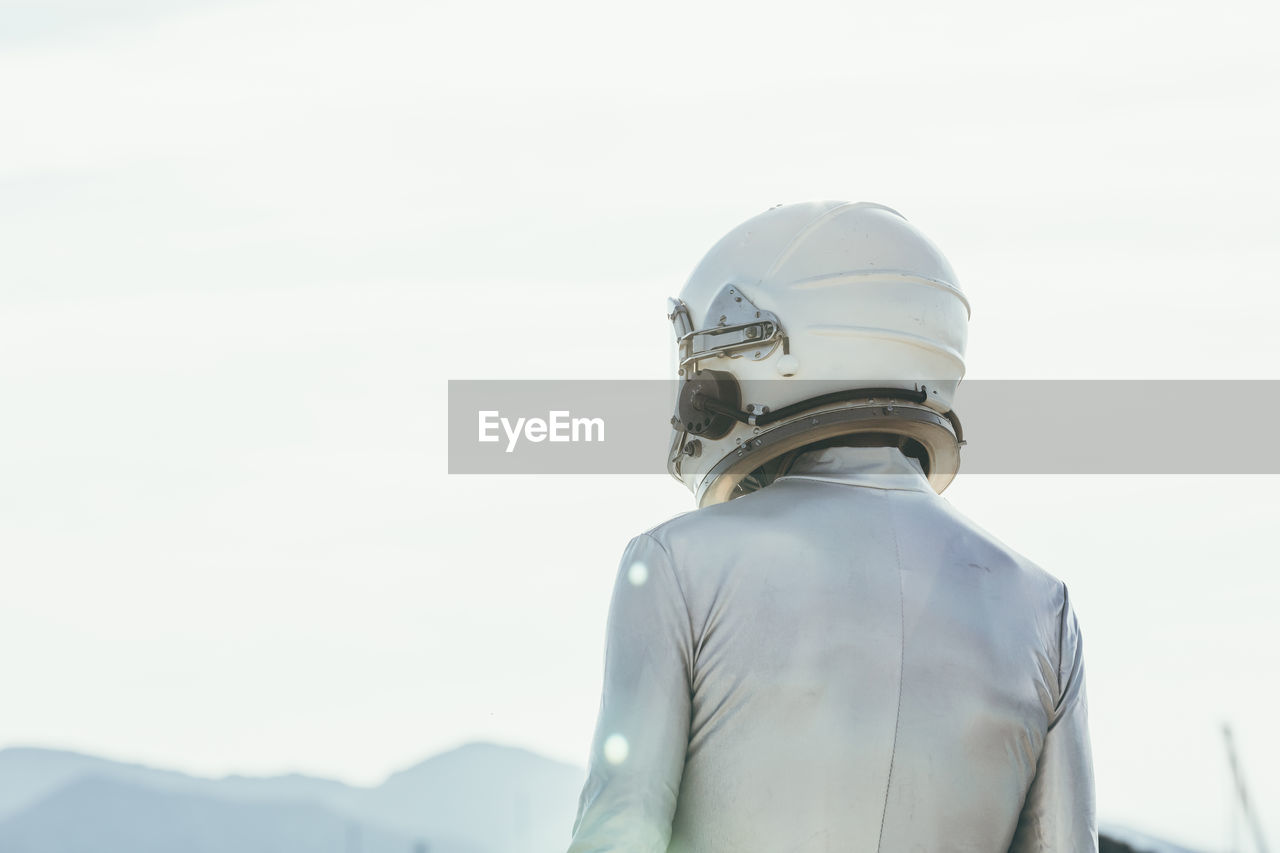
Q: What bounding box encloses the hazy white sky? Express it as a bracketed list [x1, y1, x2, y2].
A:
[2, 0, 1278, 849]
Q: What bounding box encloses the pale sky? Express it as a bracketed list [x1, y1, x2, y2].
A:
[1, 1, 1278, 850]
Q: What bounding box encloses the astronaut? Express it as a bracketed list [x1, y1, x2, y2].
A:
[568, 201, 1096, 852]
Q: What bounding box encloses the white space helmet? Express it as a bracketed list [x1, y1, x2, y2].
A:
[667, 201, 970, 507]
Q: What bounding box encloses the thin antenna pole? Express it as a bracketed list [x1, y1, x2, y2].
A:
[1223, 724, 1271, 853]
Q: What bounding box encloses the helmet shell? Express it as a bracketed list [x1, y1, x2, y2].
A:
[668, 201, 970, 505]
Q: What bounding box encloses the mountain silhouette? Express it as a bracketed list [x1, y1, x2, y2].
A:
[0, 742, 584, 853]
[0, 776, 430, 853]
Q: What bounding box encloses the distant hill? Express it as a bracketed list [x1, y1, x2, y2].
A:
[0, 776, 432, 853]
[362, 743, 585, 852]
[0, 742, 585, 853]
[0, 746, 366, 821]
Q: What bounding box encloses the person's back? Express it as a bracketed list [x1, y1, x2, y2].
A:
[566, 200, 1096, 851]
[569, 445, 1093, 852]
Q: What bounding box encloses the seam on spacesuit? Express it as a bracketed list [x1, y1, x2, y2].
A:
[875, 489, 907, 853]
[1047, 583, 1084, 732]
[640, 532, 698, 684]
[1055, 582, 1068, 704]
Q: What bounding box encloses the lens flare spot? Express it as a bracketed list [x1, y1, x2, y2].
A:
[627, 561, 649, 586]
[603, 734, 629, 765]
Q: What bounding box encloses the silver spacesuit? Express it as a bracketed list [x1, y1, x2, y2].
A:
[568, 445, 1095, 852]
[568, 202, 1096, 852]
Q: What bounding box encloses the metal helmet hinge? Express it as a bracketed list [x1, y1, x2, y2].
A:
[668, 284, 784, 374]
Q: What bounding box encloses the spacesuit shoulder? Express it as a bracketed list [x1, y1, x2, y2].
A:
[938, 500, 1085, 711]
[634, 490, 757, 550]
[935, 497, 1066, 586]
[627, 496, 767, 593]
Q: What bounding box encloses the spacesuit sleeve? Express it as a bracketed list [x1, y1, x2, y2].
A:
[567, 533, 694, 853]
[1008, 584, 1098, 852]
